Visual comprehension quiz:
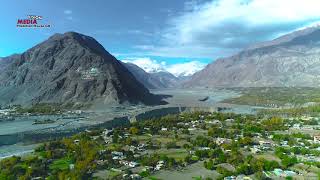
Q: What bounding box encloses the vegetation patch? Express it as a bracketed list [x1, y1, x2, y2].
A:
[49, 157, 73, 171]
[223, 87, 320, 107]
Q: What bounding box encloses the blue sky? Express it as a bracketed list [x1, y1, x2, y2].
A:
[1, 0, 320, 76]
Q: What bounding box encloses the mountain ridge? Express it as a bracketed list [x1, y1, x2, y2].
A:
[123, 62, 181, 89]
[0, 32, 165, 106]
[185, 27, 320, 88]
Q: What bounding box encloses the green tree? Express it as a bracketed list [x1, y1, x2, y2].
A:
[129, 127, 139, 135]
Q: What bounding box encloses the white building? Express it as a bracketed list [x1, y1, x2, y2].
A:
[314, 135, 320, 143]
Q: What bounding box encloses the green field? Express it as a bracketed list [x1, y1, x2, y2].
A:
[49, 157, 73, 171]
[258, 104, 320, 117]
[223, 87, 320, 107]
[156, 149, 188, 161]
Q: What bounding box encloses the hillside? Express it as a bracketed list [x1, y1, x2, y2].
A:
[185, 27, 320, 87]
[0, 32, 164, 106]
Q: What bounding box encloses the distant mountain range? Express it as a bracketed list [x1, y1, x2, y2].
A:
[185, 26, 320, 87]
[123, 62, 185, 89]
[0, 32, 164, 106]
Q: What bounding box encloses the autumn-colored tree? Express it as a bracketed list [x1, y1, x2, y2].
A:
[129, 127, 139, 135]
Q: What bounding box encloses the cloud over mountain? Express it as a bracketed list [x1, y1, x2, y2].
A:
[147, 0, 320, 58]
[122, 57, 206, 77]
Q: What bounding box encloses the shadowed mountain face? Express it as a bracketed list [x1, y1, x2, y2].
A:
[0, 32, 164, 106]
[185, 27, 320, 88]
[0, 56, 14, 71]
[123, 62, 180, 89]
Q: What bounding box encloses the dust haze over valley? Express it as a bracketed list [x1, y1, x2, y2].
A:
[1, 0, 320, 179]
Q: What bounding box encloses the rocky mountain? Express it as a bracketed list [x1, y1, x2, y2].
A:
[0, 32, 164, 106]
[0, 56, 13, 71]
[123, 62, 180, 89]
[185, 27, 320, 87]
[151, 71, 181, 88]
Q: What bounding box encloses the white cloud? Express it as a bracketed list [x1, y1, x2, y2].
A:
[66, 16, 73, 20]
[165, 0, 320, 44]
[122, 57, 206, 77]
[122, 57, 166, 73]
[166, 61, 206, 77]
[149, 0, 320, 58]
[134, 45, 155, 50]
[127, 30, 153, 36]
[64, 10, 72, 15]
[63, 10, 73, 21]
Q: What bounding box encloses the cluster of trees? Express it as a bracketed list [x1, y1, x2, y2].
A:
[275, 146, 320, 165]
[0, 133, 109, 179]
[272, 133, 314, 147]
[166, 141, 179, 149]
[275, 147, 298, 168]
[140, 154, 178, 169]
[225, 87, 320, 108]
[15, 102, 88, 115]
[132, 112, 256, 137]
[208, 127, 228, 138]
[262, 117, 286, 131]
[16, 103, 63, 114]
[235, 157, 280, 175]
[203, 154, 281, 178]
[259, 104, 320, 117]
[0, 156, 47, 179]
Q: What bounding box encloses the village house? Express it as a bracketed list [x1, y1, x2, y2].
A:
[96, 160, 107, 165]
[103, 129, 113, 136]
[73, 139, 80, 144]
[128, 161, 139, 168]
[250, 145, 261, 154]
[155, 161, 165, 171]
[128, 145, 136, 152]
[292, 123, 301, 129]
[198, 147, 211, 151]
[301, 125, 315, 130]
[297, 155, 320, 162]
[224, 176, 236, 180]
[280, 141, 289, 147]
[31, 177, 42, 180]
[225, 118, 235, 126]
[99, 150, 107, 155]
[188, 127, 197, 131]
[272, 168, 297, 178]
[177, 122, 185, 126]
[206, 119, 223, 127]
[82, 67, 100, 80]
[313, 134, 320, 143]
[235, 175, 252, 180]
[129, 174, 142, 180]
[69, 164, 75, 170]
[258, 140, 273, 149]
[111, 151, 125, 160]
[0, 109, 12, 116]
[301, 116, 313, 121]
[137, 144, 146, 151]
[216, 138, 231, 145]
